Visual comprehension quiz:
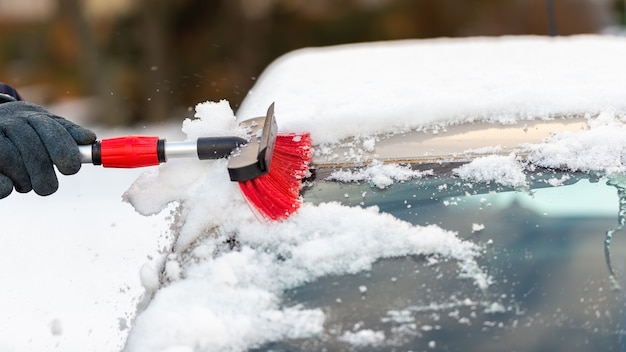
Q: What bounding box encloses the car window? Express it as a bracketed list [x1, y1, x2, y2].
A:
[253, 170, 626, 351]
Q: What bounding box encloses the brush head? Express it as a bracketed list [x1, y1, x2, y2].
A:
[238, 132, 312, 220]
[230, 103, 312, 220]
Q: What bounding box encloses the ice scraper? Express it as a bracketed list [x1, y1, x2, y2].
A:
[79, 103, 311, 220]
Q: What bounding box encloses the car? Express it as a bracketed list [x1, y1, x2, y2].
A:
[123, 34, 626, 352]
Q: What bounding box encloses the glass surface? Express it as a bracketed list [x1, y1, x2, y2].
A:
[254, 171, 626, 352]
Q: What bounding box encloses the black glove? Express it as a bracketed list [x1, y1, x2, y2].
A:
[0, 97, 97, 198]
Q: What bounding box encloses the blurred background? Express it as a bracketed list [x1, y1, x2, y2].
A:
[0, 0, 624, 126]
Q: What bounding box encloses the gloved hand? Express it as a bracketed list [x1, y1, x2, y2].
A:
[0, 99, 97, 198]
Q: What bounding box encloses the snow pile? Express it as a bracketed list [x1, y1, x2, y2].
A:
[327, 160, 431, 189]
[323, 112, 626, 190]
[453, 154, 528, 188]
[123, 100, 252, 249]
[451, 111, 626, 187]
[123, 101, 488, 352]
[528, 111, 626, 174]
[472, 223, 486, 233]
[339, 329, 386, 347]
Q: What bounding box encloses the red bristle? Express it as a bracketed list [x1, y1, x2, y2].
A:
[238, 133, 312, 220]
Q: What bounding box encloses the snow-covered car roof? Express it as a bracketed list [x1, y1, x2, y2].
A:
[238, 35, 626, 144]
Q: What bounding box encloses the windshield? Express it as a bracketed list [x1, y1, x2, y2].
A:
[255, 171, 626, 352]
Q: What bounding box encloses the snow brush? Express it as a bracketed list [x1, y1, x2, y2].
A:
[78, 103, 312, 220]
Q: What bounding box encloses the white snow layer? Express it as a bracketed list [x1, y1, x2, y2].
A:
[528, 111, 626, 173]
[453, 153, 528, 188]
[327, 160, 431, 188]
[238, 35, 626, 144]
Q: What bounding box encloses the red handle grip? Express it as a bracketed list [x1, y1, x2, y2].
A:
[100, 135, 162, 168]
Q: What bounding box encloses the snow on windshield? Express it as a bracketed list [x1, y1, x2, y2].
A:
[123, 101, 490, 351]
[122, 35, 626, 351]
[327, 160, 433, 188]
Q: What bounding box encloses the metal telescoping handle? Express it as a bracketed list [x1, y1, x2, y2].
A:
[79, 136, 247, 168]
